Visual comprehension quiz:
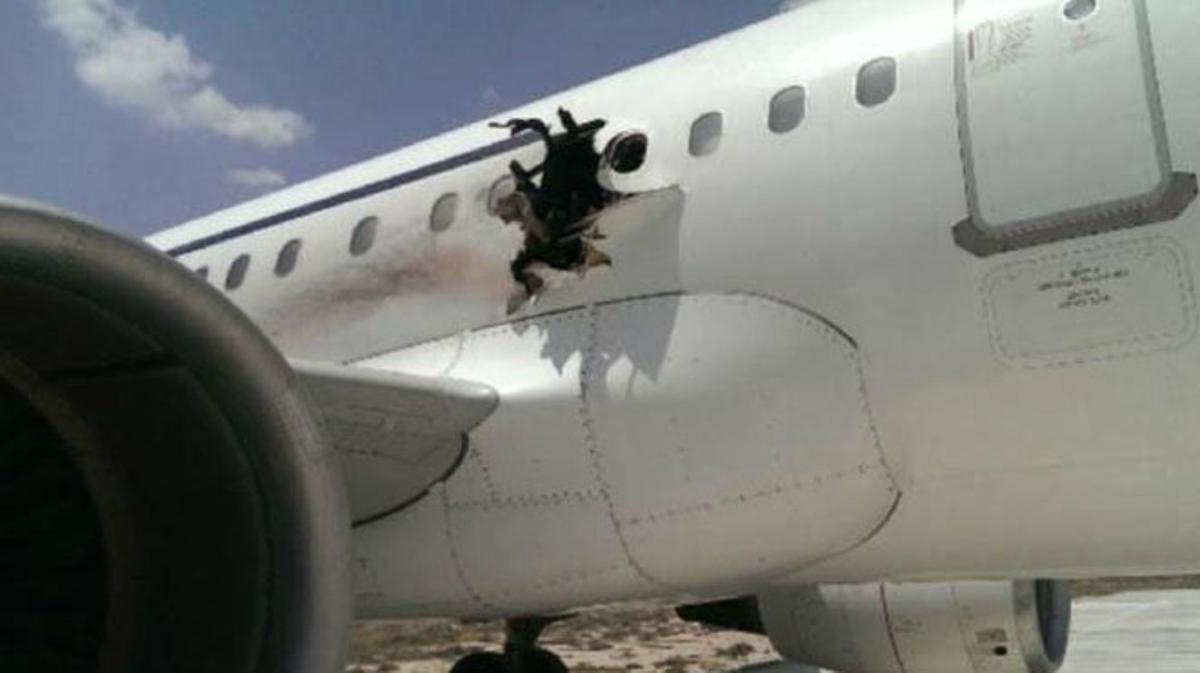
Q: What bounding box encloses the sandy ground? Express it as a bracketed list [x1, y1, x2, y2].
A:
[347, 577, 1200, 673]
[347, 602, 775, 673]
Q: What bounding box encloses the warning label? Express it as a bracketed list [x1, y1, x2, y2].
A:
[984, 241, 1196, 367]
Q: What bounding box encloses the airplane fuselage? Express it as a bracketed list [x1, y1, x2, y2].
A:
[149, 0, 1200, 619]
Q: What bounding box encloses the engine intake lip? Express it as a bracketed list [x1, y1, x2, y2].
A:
[1014, 579, 1072, 673]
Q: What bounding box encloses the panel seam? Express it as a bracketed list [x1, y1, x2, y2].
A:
[439, 486, 491, 612]
[576, 301, 668, 590]
[878, 583, 910, 673]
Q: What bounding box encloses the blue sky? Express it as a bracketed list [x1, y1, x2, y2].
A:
[1, 0, 786, 237]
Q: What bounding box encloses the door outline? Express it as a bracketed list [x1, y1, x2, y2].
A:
[952, 0, 1196, 257]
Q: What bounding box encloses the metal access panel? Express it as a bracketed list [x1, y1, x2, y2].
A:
[953, 0, 1195, 256]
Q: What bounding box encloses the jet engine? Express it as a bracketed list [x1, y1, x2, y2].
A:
[758, 580, 1071, 673]
[0, 201, 351, 672]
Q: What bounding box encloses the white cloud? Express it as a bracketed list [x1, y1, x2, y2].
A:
[37, 0, 313, 148]
[227, 167, 287, 190]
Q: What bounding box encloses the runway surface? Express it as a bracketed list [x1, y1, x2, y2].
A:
[1059, 589, 1200, 672]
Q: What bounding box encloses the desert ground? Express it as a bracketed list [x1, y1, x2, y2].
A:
[346, 576, 1200, 673]
[348, 601, 776, 673]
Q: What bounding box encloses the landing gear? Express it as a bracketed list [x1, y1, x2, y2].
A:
[503, 617, 569, 673]
[449, 617, 570, 673]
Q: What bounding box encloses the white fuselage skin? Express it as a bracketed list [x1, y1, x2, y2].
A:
[149, 0, 1200, 620]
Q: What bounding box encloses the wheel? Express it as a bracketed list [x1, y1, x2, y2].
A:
[450, 651, 507, 673]
[511, 647, 569, 673]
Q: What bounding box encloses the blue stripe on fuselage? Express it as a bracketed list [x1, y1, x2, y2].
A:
[167, 132, 541, 257]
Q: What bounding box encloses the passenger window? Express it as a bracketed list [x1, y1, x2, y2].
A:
[604, 132, 648, 173]
[488, 176, 516, 215]
[225, 254, 250, 290]
[430, 193, 458, 232]
[1063, 0, 1096, 20]
[350, 216, 377, 256]
[768, 86, 807, 134]
[856, 57, 897, 108]
[275, 239, 301, 277]
[689, 112, 724, 157]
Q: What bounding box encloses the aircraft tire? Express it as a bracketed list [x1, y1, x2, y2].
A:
[450, 651, 508, 673]
[513, 647, 569, 673]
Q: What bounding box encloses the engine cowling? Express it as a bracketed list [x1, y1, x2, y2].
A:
[758, 580, 1070, 673]
[0, 200, 351, 672]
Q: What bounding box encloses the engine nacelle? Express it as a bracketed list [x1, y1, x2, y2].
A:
[758, 580, 1070, 673]
[0, 200, 351, 672]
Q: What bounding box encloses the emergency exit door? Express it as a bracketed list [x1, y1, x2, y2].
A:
[952, 0, 1195, 256]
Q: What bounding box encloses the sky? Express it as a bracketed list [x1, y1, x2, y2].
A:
[0, 0, 791, 237]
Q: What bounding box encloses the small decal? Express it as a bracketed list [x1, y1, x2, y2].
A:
[1035, 262, 1129, 311]
[976, 628, 1009, 644]
[969, 15, 1035, 77]
[984, 239, 1197, 368]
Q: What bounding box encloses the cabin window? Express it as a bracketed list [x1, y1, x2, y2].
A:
[1063, 0, 1096, 20]
[275, 238, 302, 277]
[768, 86, 807, 134]
[488, 176, 516, 215]
[225, 254, 250, 290]
[430, 193, 459, 232]
[350, 216, 378, 256]
[195, 266, 209, 280]
[856, 57, 897, 108]
[689, 112, 724, 157]
[605, 132, 648, 173]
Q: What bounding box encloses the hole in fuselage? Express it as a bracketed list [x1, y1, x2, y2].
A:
[489, 108, 623, 313]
